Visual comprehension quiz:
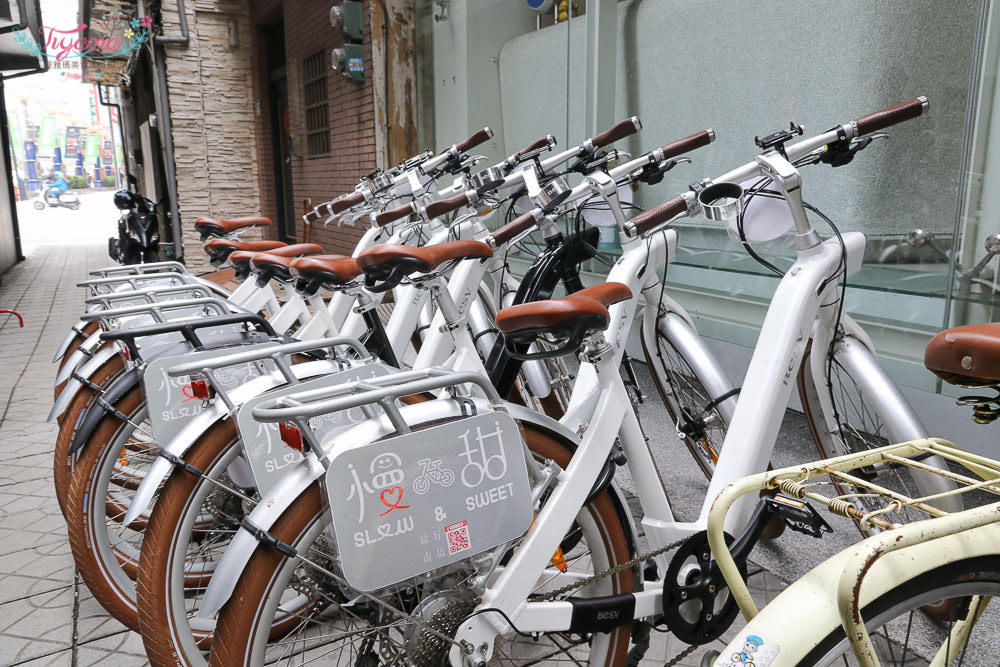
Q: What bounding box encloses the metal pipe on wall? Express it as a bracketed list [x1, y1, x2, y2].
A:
[152, 41, 184, 261]
[149, 0, 190, 261]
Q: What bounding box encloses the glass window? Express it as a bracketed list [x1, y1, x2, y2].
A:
[414, 0, 999, 397]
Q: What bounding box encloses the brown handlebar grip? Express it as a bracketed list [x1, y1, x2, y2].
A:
[515, 136, 552, 160]
[328, 191, 367, 215]
[490, 210, 539, 247]
[374, 202, 414, 226]
[453, 127, 494, 154]
[303, 208, 322, 224]
[854, 97, 928, 136]
[590, 116, 642, 149]
[424, 193, 471, 220]
[660, 130, 715, 160]
[630, 195, 687, 236]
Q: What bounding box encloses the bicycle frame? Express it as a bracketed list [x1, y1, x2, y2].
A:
[708, 438, 1000, 666]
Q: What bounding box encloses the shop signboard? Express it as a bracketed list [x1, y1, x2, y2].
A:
[84, 134, 99, 162]
[38, 116, 57, 155]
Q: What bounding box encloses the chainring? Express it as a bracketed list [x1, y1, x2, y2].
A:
[662, 530, 746, 645]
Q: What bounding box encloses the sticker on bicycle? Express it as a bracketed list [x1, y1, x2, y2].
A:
[445, 520, 470, 554]
[715, 630, 779, 667]
[236, 362, 394, 496]
[144, 345, 274, 446]
[326, 411, 532, 591]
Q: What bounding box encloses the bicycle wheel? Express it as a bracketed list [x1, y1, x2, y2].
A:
[798, 339, 935, 536]
[797, 556, 1000, 666]
[209, 425, 636, 667]
[138, 419, 261, 666]
[65, 384, 155, 630]
[53, 353, 127, 517]
[643, 317, 730, 478]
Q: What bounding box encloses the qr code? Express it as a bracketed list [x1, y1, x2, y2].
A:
[445, 520, 470, 555]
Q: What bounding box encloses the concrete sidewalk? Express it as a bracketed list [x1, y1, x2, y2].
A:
[0, 243, 148, 666]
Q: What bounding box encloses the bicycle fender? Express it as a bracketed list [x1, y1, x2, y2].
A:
[55, 330, 107, 385]
[53, 318, 92, 362]
[67, 366, 143, 456]
[48, 344, 122, 422]
[122, 359, 347, 527]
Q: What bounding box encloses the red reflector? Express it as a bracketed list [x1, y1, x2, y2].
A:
[279, 422, 304, 452]
[189, 379, 213, 400]
[122, 345, 131, 361]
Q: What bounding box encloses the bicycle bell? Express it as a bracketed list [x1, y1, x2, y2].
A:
[535, 176, 571, 211]
[471, 166, 505, 194]
[698, 182, 744, 221]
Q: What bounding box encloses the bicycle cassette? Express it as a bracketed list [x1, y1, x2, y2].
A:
[662, 530, 746, 645]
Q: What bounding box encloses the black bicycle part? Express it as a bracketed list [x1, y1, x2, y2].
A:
[754, 121, 805, 158]
[662, 530, 745, 645]
[485, 225, 600, 398]
[358, 305, 399, 368]
[819, 134, 877, 168]
[636, 157, 685, 186]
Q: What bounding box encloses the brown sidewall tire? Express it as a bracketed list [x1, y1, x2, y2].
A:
[138, 419, 239, 666]
[53, 354, 126, 517]
[210, 426, 633, 667]
[65, 384, 145, 631]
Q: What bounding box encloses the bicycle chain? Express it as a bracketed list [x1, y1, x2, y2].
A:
[537, 537, 685, 601]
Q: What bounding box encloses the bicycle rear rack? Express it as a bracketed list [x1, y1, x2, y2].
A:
[709, 438, 1000, 667]
[250, 366, 506, 452]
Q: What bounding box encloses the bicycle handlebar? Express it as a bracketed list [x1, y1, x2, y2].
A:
[590, 116, 642, 149]
[515, 135, 555, 160]
[660, 130, 715, 160]
[626, 97, 929, 238]
[853, 97, 928, 136]
[374, 202, 414, 226]
[327, 190, 368, 216]
[423, 192, 470, 220]
[628, 196, 690, 237]
[490, 209, 541, 247]
[454, 127, 494, 154]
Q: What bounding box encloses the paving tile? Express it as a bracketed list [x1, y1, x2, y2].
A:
[74, 630, 149, 666]
[0, 586, 74, 664]
[8, 649, 74, 666]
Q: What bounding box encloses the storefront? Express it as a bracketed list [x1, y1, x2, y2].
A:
[413, 0, 1000, 453]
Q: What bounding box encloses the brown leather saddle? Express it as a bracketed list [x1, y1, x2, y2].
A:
[496, 282, 633, 359]
[194, 216, 272, 241]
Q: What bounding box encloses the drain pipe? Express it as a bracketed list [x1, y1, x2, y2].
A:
[151, 0, 189, 261]
[154, 0, 190, 46]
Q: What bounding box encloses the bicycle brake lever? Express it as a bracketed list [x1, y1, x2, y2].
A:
[636, 157, 691, 185]
[820, 131, 889, 168]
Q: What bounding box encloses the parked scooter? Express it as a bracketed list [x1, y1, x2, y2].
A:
[33, 186, 81, 211]
[108, 181, 161, 264]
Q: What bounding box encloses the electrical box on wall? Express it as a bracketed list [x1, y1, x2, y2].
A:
[330, 1, 364, 42]
[331, 45, 365, 84]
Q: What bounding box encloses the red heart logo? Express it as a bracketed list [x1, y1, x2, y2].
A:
[379, 486, 410, 516]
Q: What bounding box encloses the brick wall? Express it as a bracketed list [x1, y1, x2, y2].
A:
[279, 1, 377, 256]
[160, 0, 262, 271]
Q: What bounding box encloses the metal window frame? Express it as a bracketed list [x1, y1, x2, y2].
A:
[302, 49, 330, 158]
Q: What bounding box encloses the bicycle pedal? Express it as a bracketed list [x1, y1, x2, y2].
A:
[764, 495, 832, 539]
